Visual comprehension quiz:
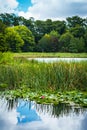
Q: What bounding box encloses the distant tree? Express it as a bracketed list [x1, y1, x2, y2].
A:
[69, 26, 85, 38]
[0, 33, 8, 52]
[33, 20, 45, 43]
[77, 37, 85, 52]
[66, 16, 86, 38]
[66, 16, 86, 28]
[38, 34, 51, 52]
[49, 30, 60, 52]
[69, 37, 85, 53]
[0, 20, 7, 33]
[0, 13, 25, 26]
[23, 17, 35, 32]
[84, 29, 87, 52]
[44, 19, 53, 33]
[59, 32, 73, 52]
[14, 25, 35, 51]
[52, 20, 66, 34]
[38, 30, 59, 52]
[5, 27, 24, 52]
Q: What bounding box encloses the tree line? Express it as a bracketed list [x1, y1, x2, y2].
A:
[0, 13, 87, 52]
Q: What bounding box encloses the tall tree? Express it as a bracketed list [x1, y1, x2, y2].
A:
[59, 32, 73, 52]
[38, 31, 59, 52]
[5, 27, 24, 52]
[66, 16, 86, 28]
[66, 16, 86, 38]
[52, 20, 66, 34]
[69, 37, 85, 52]
[0, 33, 8, 52]
[14, 25, 35, 51]
[0, 20, 7, 33]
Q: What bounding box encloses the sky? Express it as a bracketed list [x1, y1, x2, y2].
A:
[0, 0, 87, 20]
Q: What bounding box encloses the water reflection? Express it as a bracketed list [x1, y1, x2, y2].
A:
[28, 57, 87, 63]
[0, 97, 87, 130]
[81, 114, 87, 130]
[35, 103, 85, 117]
[17, 99, 41, 124]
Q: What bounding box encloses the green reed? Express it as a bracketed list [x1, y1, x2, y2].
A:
[0, 57, 87, 92]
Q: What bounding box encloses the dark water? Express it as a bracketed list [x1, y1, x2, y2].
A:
[0, 98, 87, 130]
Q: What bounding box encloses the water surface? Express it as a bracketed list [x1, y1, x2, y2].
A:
[28, 58, 87, 63]
[0, 98, 87, 130]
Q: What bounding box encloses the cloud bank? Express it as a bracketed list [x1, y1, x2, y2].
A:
[0, 0, 18, 14]
[0, 0, 87, 20]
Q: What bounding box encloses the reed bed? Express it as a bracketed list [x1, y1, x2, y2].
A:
[0, 58, 87, 91]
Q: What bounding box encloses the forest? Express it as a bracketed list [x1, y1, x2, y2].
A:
[0, 13, 87, 53]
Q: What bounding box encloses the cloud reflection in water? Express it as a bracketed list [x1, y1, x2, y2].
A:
[0, 98, 87, 130]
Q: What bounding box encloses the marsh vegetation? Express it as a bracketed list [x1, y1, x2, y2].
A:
[0, 52, 87, 106]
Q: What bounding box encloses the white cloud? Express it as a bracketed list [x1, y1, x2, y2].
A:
[18, 0, 87, 20]
[0, 0, 19, 14]
[66, 0, 87, 2]
[0, 0, 87, 20]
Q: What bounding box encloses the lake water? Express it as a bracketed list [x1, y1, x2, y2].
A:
[0, 97, 87, 130]
[28, 58, 87, 63]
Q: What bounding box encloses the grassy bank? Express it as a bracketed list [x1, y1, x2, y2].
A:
[14, 52, 87, 58]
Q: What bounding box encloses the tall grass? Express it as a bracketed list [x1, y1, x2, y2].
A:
[0, 58, 87, 91]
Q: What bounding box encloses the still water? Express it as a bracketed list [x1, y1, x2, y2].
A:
[0, 98, 87, 130]
[28, 58, 87, 63]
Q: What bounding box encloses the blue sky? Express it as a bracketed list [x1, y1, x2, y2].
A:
[0, 0, 87, 20]
[17, 0, 32, 12]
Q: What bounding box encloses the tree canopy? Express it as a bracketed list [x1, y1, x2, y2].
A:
[0, 13, 87, 52]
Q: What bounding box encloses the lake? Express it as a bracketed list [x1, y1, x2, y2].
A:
[0, 97, 87, 130]
[28, 58, 87, 63]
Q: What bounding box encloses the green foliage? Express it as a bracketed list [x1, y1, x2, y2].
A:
[0, 13, 87, 52]
[69, 26, 85, 38]
[77, 37, 85, 52]
[52, 20, 66, 34]
[84, 30, 87, 52]
[66, 16, 86, 28]
[69, 37, 85, 53]
[59, 32, 73, 52]
[14, 25, 35, 52]
[0, 52, 14, 64]
[5, 27, 24, 52]
[1, 89, 87, 106]
[38, 34, 51, 52]
[0, 33, 8, 52]
[0, 20, 7, 33]
[38, 31, 59, 52]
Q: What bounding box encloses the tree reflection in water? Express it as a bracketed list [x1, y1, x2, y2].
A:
[2, 97, 86, 118]
[0, 97, 87, 130]
[35, 102, 86, 117]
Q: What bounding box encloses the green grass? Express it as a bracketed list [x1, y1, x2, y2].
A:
[13, 52, 87, 58]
